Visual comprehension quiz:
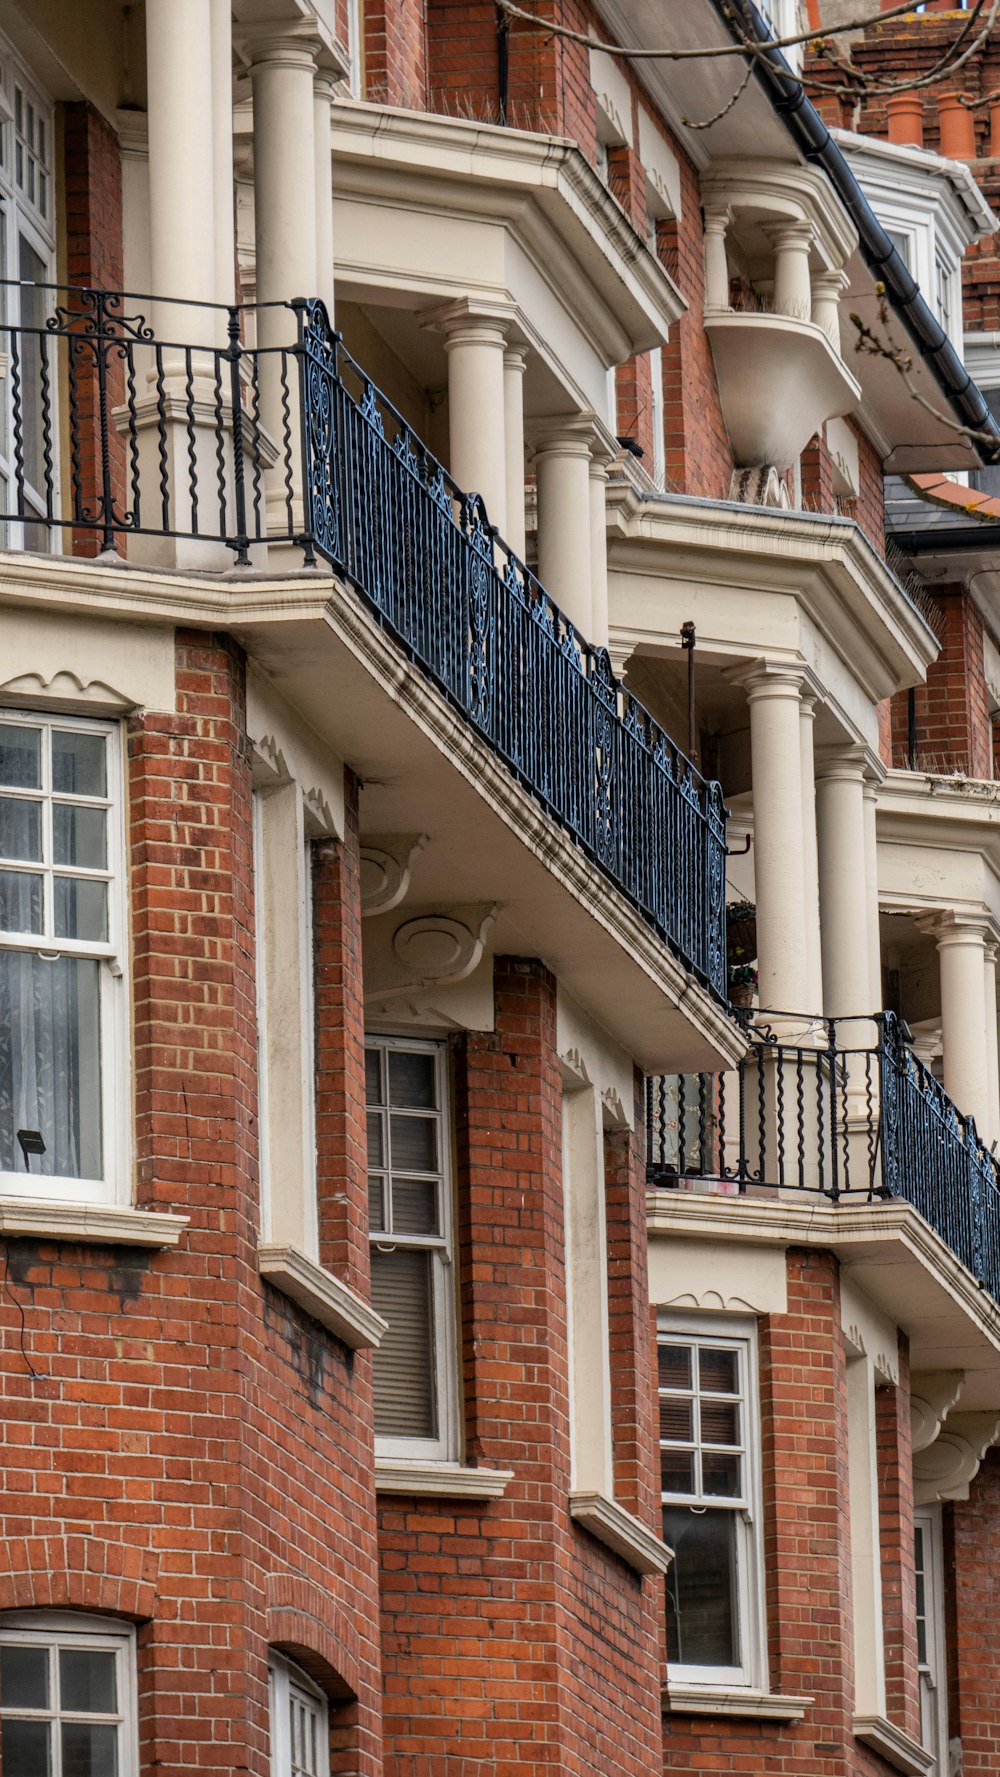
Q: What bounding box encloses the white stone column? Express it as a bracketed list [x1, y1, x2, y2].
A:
[770, 221, 814, 322]
[863, 775, 883, 1013]
[210, 0, 235, 311]
[534, 421, 594, 637]
[799, 695, 823, 1013]
[811, 267, 849, 352]
[703, 205, 732, 311]
[923, 913, 992, 1135]
[251, 36, 319, 310]
[440, 310, 509, 534]
[816, 748, 872, 1022]
[589, 441, 612, 650]
[314, 69, 337, 318]
[742, 665, 809, 1015]
[146, 0, 217, 328]
[503, 345, 528, 557]
[250, 34, 319, 544]
[985, 940, 1000, 1149]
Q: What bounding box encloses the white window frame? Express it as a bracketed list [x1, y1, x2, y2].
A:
[0, 1610, 138, 1776]
[914, 1506, 949, 1775]
[659, 1315, 766, 1691]
[366, 1031, 458, 1464]
[0, 709, 129, 1205]
[269, 1653, 330, 1777]
[0, 38, 59, 552]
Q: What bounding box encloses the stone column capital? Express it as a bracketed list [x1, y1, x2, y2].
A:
[729, 658, 811, 703]
[503, 344, 529, 375]
[918, 909, 994, 949]
[529, 412, 603, 462]
[812, 266, 851, 300]
[814, 743, 869, 785]
[765, 218, 814, 250]
[245, 30, 321, 74]
[423, 299, 515, 350]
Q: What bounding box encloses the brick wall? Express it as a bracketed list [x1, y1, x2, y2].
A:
[61, 103, 125, 558]
[378, 957, 664, 1777]
[659, 159, 734, 500]
[948, 1448, 1000, 1772]
[0, 632, 382, 1773]
[365, 0, 428, 107]
[889, 588, 992, 776]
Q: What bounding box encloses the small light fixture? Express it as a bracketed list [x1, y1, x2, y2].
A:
[16, 1129, 46, 1170]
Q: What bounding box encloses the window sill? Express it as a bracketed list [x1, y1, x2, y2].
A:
[664, 1684, 812, 1722]
[258, 1243, 387, 1350]
[569, 1491, 672, 1576]
[374, 1459, 514, 1499]
[0, 1199, 188, 1248]
[854, 1715, 935, 1775]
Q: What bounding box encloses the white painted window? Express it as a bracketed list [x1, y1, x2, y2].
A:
[915, 1506, 949, 1774]
[659, 1321, 765, 1688]
[366, 1033, 457, 1461]
[269, 1655, 330, 1777]
[0, 1613, 137, 1776]
[0, 39, 57, 548]
[0, 711, 128, 1204]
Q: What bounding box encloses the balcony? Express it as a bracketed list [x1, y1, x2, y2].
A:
[647, 1010, 1000, 1304]
[0, 281, 728, 1002]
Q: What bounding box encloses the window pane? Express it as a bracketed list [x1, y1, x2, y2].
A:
[0, 869, 42, 933]
[660, 1448, 694, 1493]
[53, 805, 107, 870]
[52, 732, 106, 798]
[388, 1049, 436, 1109]
[391, 1176, 439, 1236]
[60, 1721, 117, 1777]
[0, 726, 40, 788]
[59, 1647, 116, 1713]
[2, 1718, 51, 1776]
[0, 798, 41, 860]
[659, 1396, 693, 1442]
[664, 1506, 739, 1668]
[368, 1176, 385, 1233]
[389, 1113, 436, 1172]
[365, 1047, 381, 1104]
[658, 1344, 691, 1389]
[702, 1451, 742, 1497]
[0, 952, 103, 1179]
[699, 1348, 738, 1393]
[1, 1643, 49, 1708]
[370, 1247, 437, 1439]
[366, 1112, 383, 1168]
[700, 1400, 739, 1446]
[54, 878, 108, 943]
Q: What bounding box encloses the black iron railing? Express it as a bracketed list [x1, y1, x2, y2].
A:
[646, 1009, 1000, 1302]
[0, 283, 728, 997]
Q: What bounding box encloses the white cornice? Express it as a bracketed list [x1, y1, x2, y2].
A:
[605, 487, 937, 707]
[325, 100, 685, 362]
[701, 158, 857, 269]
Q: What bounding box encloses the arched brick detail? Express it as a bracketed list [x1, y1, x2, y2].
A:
[265, 1574, 360, 1700]
[0, 1538, 158, 1621]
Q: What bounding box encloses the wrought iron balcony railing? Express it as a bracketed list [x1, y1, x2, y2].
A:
[0, 282, 728, 998]
[646, 1009, 1000, 1303]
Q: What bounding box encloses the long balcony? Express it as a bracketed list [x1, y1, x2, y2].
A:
[647, 1010, 1000, 1303]
[0, 281, 727, 1000]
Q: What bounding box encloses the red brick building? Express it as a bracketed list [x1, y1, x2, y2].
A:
[2, 4, 1000, 1777]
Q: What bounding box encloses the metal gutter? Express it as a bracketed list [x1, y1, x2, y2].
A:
[889, 526, 1000, 555]
[711, 0, 1000, 460]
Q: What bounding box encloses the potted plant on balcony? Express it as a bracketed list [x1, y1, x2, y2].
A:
[728, 963, 758, 1009]
[726, 900, 757, 966]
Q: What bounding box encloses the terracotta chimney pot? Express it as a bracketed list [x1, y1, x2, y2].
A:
[938, 91, 977, 160]
[886, 93, 924, 148]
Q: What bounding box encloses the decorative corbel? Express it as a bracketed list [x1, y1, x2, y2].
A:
[910, 1372, 965, 1456]
[359, 835, 428, 917]
[913, 1412, 1000, 1505]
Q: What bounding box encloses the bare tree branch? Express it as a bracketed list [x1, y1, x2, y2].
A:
[849, 292, 1000, 456]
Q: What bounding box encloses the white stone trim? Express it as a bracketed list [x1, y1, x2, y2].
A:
[374, 1459, 513, 1499]
[0, 1200, 187, 1246]
[258, 1242, 387, 1349]
[664, 1684, 812, 1721]
[853, 1714, 935, 1776]
[568, 1491, 671, 1575]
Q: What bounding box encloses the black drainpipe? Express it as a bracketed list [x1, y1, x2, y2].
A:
[497, 5, 509, 127]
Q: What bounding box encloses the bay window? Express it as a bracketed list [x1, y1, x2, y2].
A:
[269, 1655, 329, 1777]
[0, 1614, 136, 1776]
[366, 1033, 457, 1460]
[0, 711, 125, 1203]
[659, 1323, 764, 1688]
